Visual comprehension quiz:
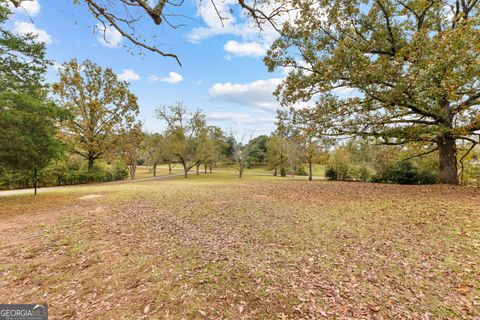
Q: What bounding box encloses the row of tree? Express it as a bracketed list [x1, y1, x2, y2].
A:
[4, 0, 480, 190]
[0, 5, 327, 193]
[124, 104, 328, 181]
[0, 2, 144, 194]
[12, 0, 476, 185]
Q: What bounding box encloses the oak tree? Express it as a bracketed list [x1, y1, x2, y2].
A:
[53, 59, 139, 170]
[265, 0, 480, 184]
[156, 102, 206, 178]
[117, 123, 144, 179]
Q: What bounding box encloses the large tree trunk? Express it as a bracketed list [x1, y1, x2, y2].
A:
[308, 160, 313, 181]
[168, 161, 172, 174]
[153, 164, 157, 177]
[274, 166, 278, 176]
[88, 156, 95, 170]
[438, 134, 458, 184]
[182, 161, 188, 178]
[196, 163, 200, 175]
[204, 163, 207, 174]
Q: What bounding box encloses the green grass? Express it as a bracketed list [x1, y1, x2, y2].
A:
[0, 173, 479, 318]
[132, 165, 170, 179]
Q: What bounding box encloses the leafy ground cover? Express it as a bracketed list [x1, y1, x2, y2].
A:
[0, 173, 478, 319]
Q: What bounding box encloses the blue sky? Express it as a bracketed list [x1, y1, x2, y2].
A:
[7, 0, 288, 136]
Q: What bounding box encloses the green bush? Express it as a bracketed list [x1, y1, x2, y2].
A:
[326, 164, 371, 182]
[349, 165, 371, 182]
[0, 158, 129, 190]
[325, 167, 338, 180]
[373, 161, 437, 185]
[325, 163, 350, 180]
[0, 170, 31, 189]
[111, 160, 129, 180]
[296, 166, 308, 176]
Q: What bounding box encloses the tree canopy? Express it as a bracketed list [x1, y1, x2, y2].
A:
[53, 59, 139, 170]
[156, 102, 207, 178]
[0, 5, 64, 194]
[8, 0, 288, 65]
[265, 0, 480, 184]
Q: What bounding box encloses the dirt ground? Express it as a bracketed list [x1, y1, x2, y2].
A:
[0, 174, 479, 319]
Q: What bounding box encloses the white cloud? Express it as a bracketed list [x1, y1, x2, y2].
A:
[188, 0, 244, 43]
[209, 77, 317, 111]
[52, 61, 64, 72]
[149, 72, 183, 84]
[224, 40, 266, 57]
[187, 0, 298, 51]
[8, 0, 41, 16]
[207, 111, 274, 125]
[332, 86, 362, 99]
[14, 21, 52, 44]
[96, 24, 123, 48]
[209, 78, 282, 111]
[118, 69, 140, 82]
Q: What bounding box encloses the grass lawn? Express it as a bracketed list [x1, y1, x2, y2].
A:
[0, 173, 479, 319]
[133, 166, 170, 179]
[182, 163, 326, 177]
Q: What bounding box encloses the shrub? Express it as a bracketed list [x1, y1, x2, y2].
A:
[112, 160, 129, 180]
[0, 158, 129, 190]
[373, 161, 437, 185]
[296, 166, 308, 176]
[349, 165, 371, 182]
[326, 148, 352, 180]
[325, 167, 338, 180]
[415, 168, 438, 184]
[325, 162, 350, 180]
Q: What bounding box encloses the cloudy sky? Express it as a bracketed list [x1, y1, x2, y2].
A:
[6, 0, 292, 136]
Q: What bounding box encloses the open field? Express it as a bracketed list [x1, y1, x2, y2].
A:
[134, 166, 171, 179]
[0, 173, 479, 319]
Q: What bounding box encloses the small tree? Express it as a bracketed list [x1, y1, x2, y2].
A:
[277, 108, 330, 181]
[286, 139, 303, 177]
[162, 142, 176, 174]
[157, 102, 205, 178]
[0, 94, 64, 194]
[194, 126, 228, 174]
[117, 124, 144, 180]
[230, 133, 252, 178]
[0, 6, 64, 195]
[53, 59, 139, 170]
[205, 126, 229, 174]
[143, 133, 164, 177]
[194, 127, 212, 175]
[247, 135, 269, 164]
[266, 135, 289, 176]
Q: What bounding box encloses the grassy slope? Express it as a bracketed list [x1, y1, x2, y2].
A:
[0, 173, 479, 319]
